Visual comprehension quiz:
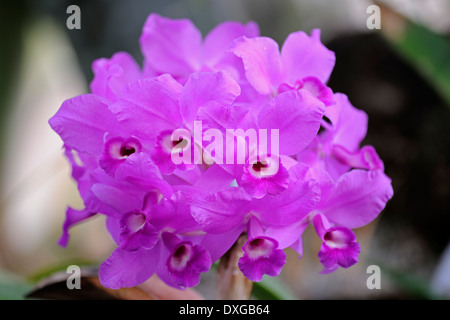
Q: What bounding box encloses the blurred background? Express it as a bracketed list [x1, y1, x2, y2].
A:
[0, 0, 449, 300]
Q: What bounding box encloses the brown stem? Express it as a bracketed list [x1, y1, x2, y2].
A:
[216, 233, 253, 300]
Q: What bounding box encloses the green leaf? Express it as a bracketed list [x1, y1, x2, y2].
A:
[252, 275, 297, 300]
[0, 269, 33, 300]
[380, 5, 450, 106]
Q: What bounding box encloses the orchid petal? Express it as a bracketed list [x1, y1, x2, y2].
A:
[99, 244, 161, 289]
[320, 169, 394, 228]
[90, 51, 141, 102]
[231, 36, 282, 95]
[281, 29, 335, 84]
[203, 21, 259, 67]
[180, 71, 241, 124]
[139, 13, 202, 80]
[110, 78, 182, 140]
[191, 187, 251, 234]
[58, 207, 96, 247]
[49, 94, 122, 155]
[257, 90, 325, 155]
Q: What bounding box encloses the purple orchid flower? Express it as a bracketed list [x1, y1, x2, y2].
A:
[90, 51, 142, 102]
[297, 92, 386, 183]
[230, 89, 326, 199]
[311, 213, 361, 273]
[49, 13, 394, 291]
[109, 71, 241, 177]
[238, 217, 287, 282]
[230, 29, 335, 106]
[90, 166, 211, 289]
[191, 165, 320, 280]
[139, 13, 259, 84]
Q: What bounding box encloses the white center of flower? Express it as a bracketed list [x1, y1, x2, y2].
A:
[248, 155, 280, 178]
[246, 238, 275, 259]
[107, 137, 141, 160]
[324, 230, 348, 249]
[124, 211, 146, 233]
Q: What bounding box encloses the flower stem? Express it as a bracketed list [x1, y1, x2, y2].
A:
[217, 233, 253, 300]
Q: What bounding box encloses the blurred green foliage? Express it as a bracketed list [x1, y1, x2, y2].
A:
[0, 269, 32, 300]
[383, 19, 450, 107]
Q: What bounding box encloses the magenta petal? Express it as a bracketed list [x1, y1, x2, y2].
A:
[257, 90, 325, 155]
[311, 212, 332, 240]
[153, 73, 184, 97]
[320, 169, 394, 228]
[193, 164, 236, 193]
[149, 197, 199, 233]
[58, 207, 96, 247]
[99, 244, 161, 289]
[163, 237, 212, 289]
[49, 94, 123, 155]
[231, 36, 282, 95]
[253, 169, 320, 226]
[89, 183, 143, 217]
[200, 226, 244, 262]
[114, 153, 174, 199]
[317, 227, 361, 271]
[203, 21, 259, 66]
[191, 187, 252, 234]
[151, 145, 177, 175]
[106, 216, 121, 245]
[281, 29, 335, 84]
[265, 220, 309, 250]
[90, 51, 141, 102]
[332, 145, 384, 171]
[301, 76, 334, 106]
[99, 136, 143, 176]
[239, 156, 290, 199]
[63, 147, 88, 182]
[120, 222, 158, 251]
[119, 211, 159, 251]
[196, 100, 250, 132]
[238, 236, 286, 282]
[110, 78, 182, 140]
[325, 93, 368, 152]
[318, 246, 339, 271]
[139, 13, 202, 80]
[180, 71, 241, 124]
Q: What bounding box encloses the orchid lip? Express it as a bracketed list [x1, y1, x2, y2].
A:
[324, 231, 346, 249]
[169, 243, 193, 271]
[247, 155, 280, 177]
[122, 211, 146, 233]
[106, 136, 142, 160]
[159, 130, 191, 154]
[120, 145, 136, 157]
[244, 237, 277, 259]
[323, 227, 355, 249]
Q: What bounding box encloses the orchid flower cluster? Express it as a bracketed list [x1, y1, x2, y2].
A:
[49, 13, 393, 290]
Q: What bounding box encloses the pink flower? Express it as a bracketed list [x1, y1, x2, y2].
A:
[140, 13, 259, 83]
[231, 29, 335, 105]
[312, 213, 361, 273]
[49, 13, 394, 289]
